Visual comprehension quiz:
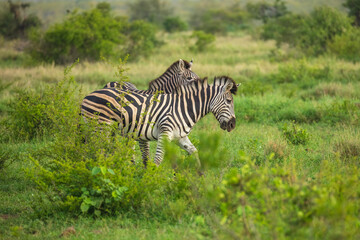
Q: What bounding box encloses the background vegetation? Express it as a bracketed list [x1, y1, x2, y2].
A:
[1, 0, 360, 239]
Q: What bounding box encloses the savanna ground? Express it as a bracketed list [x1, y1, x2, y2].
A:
[1, 31, 360, 239]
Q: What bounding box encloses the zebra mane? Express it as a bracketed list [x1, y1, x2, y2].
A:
[177, 76, 238, 95]
[213, 76, 238, 95]
[148, 59, 192, 88]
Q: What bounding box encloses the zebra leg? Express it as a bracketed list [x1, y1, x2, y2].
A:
[138, 140, 150, 167]
[177, 136, 201, 168]
[154, 133, 170, 166]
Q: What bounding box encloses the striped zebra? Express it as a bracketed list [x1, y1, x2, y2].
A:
[81, 76, 238, 166]
[103, 59, 199, 94]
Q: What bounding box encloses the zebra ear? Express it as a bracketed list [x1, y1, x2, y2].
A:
[178, 59, 185, 72]
[224, 81, 234, 92]
[189, 59, 193, 69]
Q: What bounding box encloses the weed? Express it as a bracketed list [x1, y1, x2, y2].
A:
[282, 122, 310, 145]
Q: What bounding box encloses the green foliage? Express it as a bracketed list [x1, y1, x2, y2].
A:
[246, 0, 288, 23]
[328, 28, 360, 62]
[163, 17, 188, 33]
[29, 3, 160, 63]
[262, 6, 352, 56]
[0, 1, 42, 39]
[274, 59, 331, 88]
[29, 4, 126, 63]
[191, 5, 249, 34]
[282, 122, 310, 145]
[213, 153, 360, 239]
[189, 31, 215, 52]
[2, 60, 80, 141]
[126, 20, 161, 60]
[128, 0, 172, 26]
[343, 0, 360, 26]
[262, 14, 305, 48]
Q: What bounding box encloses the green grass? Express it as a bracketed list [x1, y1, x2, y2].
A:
[1, 31, 360, 239]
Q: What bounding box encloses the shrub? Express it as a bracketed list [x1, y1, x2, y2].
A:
[189, 31, 215, 52]
[163, 17, 188, 33]
[246, 0, 288, 24]
[126, 20, 161, 60]
[328, 28, 360, 62]
[3, 61, 80, 141]
[282, 122, 310, 145]
[29, 4, 126, 64]
[262, 7, 352, 56]
[29, 3, 160, 63]
[191, 5, 249, 34]
[211, 153, 360, 239]
[128, 0, 172, 26]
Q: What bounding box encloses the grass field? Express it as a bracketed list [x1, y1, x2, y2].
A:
[1, 31, 360, 239]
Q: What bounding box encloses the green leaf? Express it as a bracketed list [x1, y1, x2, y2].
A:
[92, 167, 101, 176]
[237, 206, 243, 216]
[108, 168, 115, 175]
[94, 210, 101, 217]
[100, 166, 107, 175]
[80, 202, 90, 213]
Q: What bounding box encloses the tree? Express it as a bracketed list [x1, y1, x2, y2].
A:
[343, 0, 360, 26]
[0, 0, 41, 39]
[163, 17, 188, 33]
[128, 0, 172, 26]
[246, 0, 288, 23]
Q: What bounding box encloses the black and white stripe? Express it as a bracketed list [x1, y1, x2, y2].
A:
[81, 76, 238, 166]
[103, 59, 199, 94]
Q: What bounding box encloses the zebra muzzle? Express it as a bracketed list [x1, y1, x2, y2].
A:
[220, 117, 236, 132]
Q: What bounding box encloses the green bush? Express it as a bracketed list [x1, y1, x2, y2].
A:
[128, 0, 172, 26]
[211, 153, 360, 239]
[163, 17, 188, 33]
[262, 7, 352, 56]
[0, 1, 42, 39]
[29, 3, 160, 63]
[126, 20, 161, 60]
[29, 4, 126, 63]
[189, 31, 215, 52]
[246, 0, 288, 24]
[282, 122, 310, 145]
[191, 6, 249, 34]
[328, 28, 360, 62]
[3, 61, 80, 141]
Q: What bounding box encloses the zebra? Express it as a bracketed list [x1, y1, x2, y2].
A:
[81, 76, 238, 167]
[103, 59, 200, 94]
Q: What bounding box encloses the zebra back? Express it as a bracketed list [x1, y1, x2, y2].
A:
[103, 59, 200, 94]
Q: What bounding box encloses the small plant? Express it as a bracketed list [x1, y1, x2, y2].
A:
[189, 31, 215, 52]
[282, 121, 309, 145]
[264, 140, 288, 161]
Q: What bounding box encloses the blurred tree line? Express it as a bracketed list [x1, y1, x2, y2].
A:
[0, 0, 360, 63]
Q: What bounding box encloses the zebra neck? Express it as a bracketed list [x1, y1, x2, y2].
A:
[149, 70, 177, 93]
[188, 84, 214, 122]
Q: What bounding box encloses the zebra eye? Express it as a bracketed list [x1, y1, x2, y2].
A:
[187, 77, 193, 81]
[226, 98, 232, 104]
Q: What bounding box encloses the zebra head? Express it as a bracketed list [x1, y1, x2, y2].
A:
[176, 59, 200, 86]
[210, 76, 238, 132]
